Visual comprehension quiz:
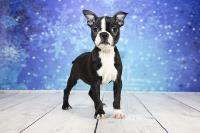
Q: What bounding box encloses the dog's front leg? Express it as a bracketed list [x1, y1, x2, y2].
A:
[91, 81, 105, 119]
[113, 78, 124, 119]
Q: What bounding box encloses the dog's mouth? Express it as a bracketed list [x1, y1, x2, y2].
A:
[97, 42, 115, 52]
[99, 41, 110, 45]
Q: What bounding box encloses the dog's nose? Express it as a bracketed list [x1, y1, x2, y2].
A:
[100, 32, 109, 40]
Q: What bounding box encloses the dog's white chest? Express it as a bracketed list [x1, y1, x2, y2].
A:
[97, 49, 117, 84]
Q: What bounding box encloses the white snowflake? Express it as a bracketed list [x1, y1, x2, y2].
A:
[0, 45, 20, 62]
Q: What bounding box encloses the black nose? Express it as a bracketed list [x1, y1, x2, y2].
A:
[100, 32, 109, 40]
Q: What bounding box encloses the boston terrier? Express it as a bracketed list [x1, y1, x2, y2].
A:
[62, 9, 128, 119]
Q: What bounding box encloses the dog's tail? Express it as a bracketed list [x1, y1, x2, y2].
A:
[72, 58, 78, 64]
[71, 52, 90, 64]
[72, 57, 78, 64]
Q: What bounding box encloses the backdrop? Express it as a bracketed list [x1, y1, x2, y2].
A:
[0, 0, 200, 91]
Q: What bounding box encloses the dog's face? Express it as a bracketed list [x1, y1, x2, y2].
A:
[83, 10, 127, 51]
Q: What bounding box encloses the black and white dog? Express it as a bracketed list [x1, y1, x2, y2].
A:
[62, 9, 127, 119]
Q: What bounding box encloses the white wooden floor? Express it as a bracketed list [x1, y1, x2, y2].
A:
[0, 91, 200, 133]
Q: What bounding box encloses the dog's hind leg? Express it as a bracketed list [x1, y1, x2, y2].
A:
[62, 66, 78, 110]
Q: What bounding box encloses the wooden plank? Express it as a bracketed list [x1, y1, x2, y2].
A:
[96, 92, 166, 133]
[22, 91, 97, 133]
[0, 92, 61, 133]
[0, 93, 40, 111]
[0, 92, 17, 100]
[165, 92, 200, 111]
[135, 93, 200, 133]
[0, 90, 62, 93]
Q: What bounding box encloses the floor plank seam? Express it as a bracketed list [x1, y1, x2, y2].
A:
[19, 102, 62, 133]
[0, 95, 40, 112]
[94, 92, 105, 133]
[94, 119, 99, 133]
[0, 93, 17, 100]
[133, 94, 169, 133]
[164, 94, 200, 113]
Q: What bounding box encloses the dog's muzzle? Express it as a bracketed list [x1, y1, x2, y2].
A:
[100, 32, 109, 45]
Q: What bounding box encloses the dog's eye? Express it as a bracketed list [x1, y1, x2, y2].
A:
[93, 27, 98, 32]
[111, 27, 118, 33]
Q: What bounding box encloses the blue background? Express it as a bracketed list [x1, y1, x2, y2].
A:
[0, 0, 200, 91]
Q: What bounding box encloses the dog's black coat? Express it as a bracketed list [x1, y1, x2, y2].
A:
[62, 10, 127, 118]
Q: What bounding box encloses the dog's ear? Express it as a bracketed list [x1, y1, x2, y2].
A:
[83, 9, 97, 27]
[114, 11, 128, 26]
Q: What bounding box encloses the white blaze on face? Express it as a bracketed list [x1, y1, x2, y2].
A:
[95, 17, 114, 51]
[96, 18, 117, 84]
[101, 17, 106, 31]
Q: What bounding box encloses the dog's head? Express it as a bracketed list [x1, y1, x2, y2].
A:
[83, 10, 127, 51]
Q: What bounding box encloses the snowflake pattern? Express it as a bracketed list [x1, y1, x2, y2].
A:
[0, 0, 200, 91]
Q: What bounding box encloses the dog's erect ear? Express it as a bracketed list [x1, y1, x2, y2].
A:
[114, 11, 128, 26]
[83, 10, 97, 27]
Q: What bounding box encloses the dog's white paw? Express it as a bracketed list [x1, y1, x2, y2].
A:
[96, 114, 106, 119]
[113, 109, 125, 119]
